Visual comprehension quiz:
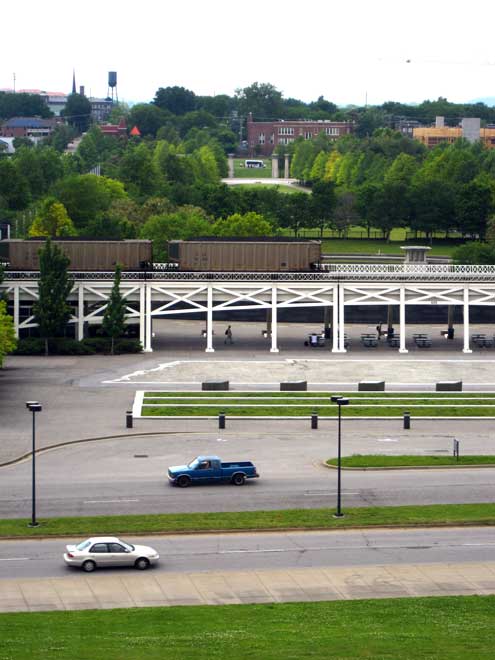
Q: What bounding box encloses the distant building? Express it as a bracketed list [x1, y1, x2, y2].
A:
[0, 137, 15, 154]
[17, 89, 67, 116]
[99, 117, 127, 137]
[90, 97, 114, 122]
[246, 113, 354, 156]
[0, 116, 58, 139]
[393, 118, 423, 138]
[413, 116, 495, 148]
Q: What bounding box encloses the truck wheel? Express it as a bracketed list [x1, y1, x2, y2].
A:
[232, 473, 246, 486]
[177, 475, 191, 488]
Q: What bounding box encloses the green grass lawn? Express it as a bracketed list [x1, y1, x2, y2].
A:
[233, 183, 302, 193]
[4, 504, 495, 537]
[327, 455, 495, 468]
[140, 391, 495, 418]
[2, 596, 495, 659]
[233, 158, 272, 178]
[319, 238, 459, 257]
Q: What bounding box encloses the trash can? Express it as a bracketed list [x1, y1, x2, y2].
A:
[403, 411, 410, 430]
[219, 411, 226, 429]
[447, 328, 454, 340]
[311, 412, 318, 429]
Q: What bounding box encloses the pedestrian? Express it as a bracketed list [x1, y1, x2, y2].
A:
[376, 322, 383, 340]
[224, 325, 233, 344]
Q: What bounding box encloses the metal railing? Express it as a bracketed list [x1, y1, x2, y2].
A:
[3, 264, 495, 282]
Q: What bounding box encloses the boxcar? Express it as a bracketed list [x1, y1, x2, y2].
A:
[168, 239, 321, 272]
[2, 239, 153, 271]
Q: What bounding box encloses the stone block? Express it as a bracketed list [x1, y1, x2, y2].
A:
[202, 380, 229, 391]
[280, 381, 307, 391]
[436, 381, 462, 392]
[358, 380, 385, 391]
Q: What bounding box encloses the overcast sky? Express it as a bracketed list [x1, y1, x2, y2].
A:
[3, 0, 495, 107]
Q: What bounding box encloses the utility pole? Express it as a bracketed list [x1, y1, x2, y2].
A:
[13, 72, 16, 93]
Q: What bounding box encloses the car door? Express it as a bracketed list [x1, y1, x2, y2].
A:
[196, 460, 215, 482]
[89, 542, 111, 565]
[108, 542, 132, 566]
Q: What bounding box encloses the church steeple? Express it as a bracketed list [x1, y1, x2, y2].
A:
[71, 69, 76, 94]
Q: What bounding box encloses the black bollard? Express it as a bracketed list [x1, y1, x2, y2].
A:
[219, 411, 226, 429]
[311, 411, 318, 429]
[126, 410, 133, 429]
[403, 411, 410, 430]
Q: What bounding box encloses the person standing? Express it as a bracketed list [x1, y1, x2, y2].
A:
[224, 325, 233, 344]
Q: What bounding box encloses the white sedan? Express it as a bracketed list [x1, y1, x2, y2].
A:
[64, 536, 159, 572]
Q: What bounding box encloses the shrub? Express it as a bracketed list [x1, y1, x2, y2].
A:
[14, 336, 142, 355]
[114, 338, 142, 353]
[13, 338, 45, 355]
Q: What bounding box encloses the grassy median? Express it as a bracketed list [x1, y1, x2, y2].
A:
[1, 596, 494, 659]
[327, 455, 495, 468]
[141, 391, 495, 418]
[3, 503, 495, 538]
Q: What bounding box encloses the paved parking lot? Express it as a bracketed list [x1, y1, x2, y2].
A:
[2, 319, 495, 467]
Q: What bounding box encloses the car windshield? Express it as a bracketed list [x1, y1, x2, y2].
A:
[76, 540, 91, 551]
[187, 458, 200, 469]
[120, 541, 134, 551]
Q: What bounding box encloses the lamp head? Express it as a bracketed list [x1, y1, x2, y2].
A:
[331, 395, 349, 406]
[26, 401, 42, 412]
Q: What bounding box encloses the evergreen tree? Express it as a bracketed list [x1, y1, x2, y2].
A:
[33, 239, 73, 356]
[102, 265, 126, 354]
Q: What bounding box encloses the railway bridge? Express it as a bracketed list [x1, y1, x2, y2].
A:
[2, 264, 495, 354]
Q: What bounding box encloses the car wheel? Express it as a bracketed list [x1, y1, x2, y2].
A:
[177, 475, 191, 488]
[135, 557, 150, 570]
[82, 560, 96, 573]
[232, 473, 245, 486]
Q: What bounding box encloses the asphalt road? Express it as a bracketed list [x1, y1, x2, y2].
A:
[1, 431, 495, 517]
[1, 527, 495, 580]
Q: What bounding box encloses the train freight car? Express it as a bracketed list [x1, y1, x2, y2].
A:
[1, 239, 153, 271]
[168, 239, 321, 272]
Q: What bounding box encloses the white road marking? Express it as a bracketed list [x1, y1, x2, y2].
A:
[0, 557, 29, 561]
[304, 492, 360, 496]
[213, 542, 495, 555]
[86, 498, 140, 503]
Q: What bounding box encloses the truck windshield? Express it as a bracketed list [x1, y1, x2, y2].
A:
[187, 458, 200, 469]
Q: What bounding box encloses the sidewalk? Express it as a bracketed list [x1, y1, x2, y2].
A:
[1, 562, 494, 612]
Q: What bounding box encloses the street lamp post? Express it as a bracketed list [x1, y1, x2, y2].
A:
[25, 401, 42, 527]
[330, 395, 349, 518]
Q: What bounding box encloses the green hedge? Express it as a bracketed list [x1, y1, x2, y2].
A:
[14, 337, 142, 355]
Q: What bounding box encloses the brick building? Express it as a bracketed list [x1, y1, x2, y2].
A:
[0, 116, 58, 139]
[246, 112, 354, 156]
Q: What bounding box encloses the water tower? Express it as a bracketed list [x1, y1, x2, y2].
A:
[107, 71, 118, 102]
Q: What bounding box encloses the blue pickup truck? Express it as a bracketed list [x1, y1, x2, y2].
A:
[168, 455, 259, 488]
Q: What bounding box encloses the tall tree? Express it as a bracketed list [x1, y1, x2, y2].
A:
[154, 86, 196, 115]
[29, 197, 76, 237]
[235, 82, 284, 120]
[61, 93, 92, 133]
[102, 265, 126, 354]
[33, 239, 73, 356]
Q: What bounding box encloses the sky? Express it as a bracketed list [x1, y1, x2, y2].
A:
[3, 0, 495, 107]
